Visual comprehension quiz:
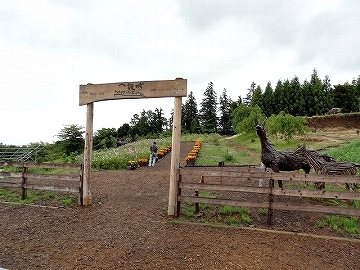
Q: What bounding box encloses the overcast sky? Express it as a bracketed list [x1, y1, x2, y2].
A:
[1, 0, 360, 145]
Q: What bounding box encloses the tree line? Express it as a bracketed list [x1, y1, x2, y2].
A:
[1, 68, 359, 162]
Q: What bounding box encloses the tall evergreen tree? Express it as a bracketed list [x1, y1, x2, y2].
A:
[289, 76, 304, 116]
[323, 75, 334, 111]
[181, 91, 199, 133]
[301, 79, 314, 116]
[310, 68, 327, 115]
[199, 82, 218, 133]
[282, 79, 292, 114]
[243, 82, 256, 106]
[218, 88, 234, 135]
[261, 81, 274, 117]
[273, 80, 285, 114]
[250, 85, 263, 107]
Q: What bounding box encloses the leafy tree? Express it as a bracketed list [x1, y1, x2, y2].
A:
[333, 82, 358, 113]
[265, 111, 307, 140]
[218, 88, 234, 135]
[117, 123, 131, 139]
[232, 104, 265, 135]
[93, 128, 117, 150]
[199, 82, 218, 133]
[150, 108, 167, 134]
[56, 124, 84, 156]
[182, 91, 199, 133]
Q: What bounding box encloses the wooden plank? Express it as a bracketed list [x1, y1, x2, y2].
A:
[0, 161, 81, 169]
[271, 202, 360, 216]
[273, 188, 360, 201]
[25, 173, 79, 182]
[0, 161, 24, 167]
[24, 162, 81, 169]
[0, 182, 22, 188]
[178, 196, 269, 209]
[0, 172, 22, 178]
[178, 196, 360, 216]
[24, 184, 79, 193]
[180, 170, 360, 184]
[179, 182, 270, 194]
[79, 78, 187, 105]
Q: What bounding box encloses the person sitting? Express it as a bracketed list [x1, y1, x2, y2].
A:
[148, 141, 158, 167]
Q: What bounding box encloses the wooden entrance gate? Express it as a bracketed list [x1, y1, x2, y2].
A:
[79, 78, 187, 215]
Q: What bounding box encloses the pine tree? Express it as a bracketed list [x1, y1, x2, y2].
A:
[218, 88, 234, 135]
[181, 91, 199, 133]
[310, 68, 327, 115]
[250, 85, 263, 107]
[243, 82, 256, 106]
[322, 75, 334, 112]
[261, 82, 274, 117]
[289, 76, 304, 116]
[273, 80, 284, 114]
[199, 82, 218, 133]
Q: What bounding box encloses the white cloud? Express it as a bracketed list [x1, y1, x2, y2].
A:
[1, 0, 359, 145]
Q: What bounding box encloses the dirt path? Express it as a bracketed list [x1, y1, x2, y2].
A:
[1, 142, 359, 269]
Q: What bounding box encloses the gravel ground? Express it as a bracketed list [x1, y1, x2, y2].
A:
[1, 142, 359, 270]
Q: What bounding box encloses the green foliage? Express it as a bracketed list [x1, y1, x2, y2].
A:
[182, 91, 199, 133]
[316, 215, 360, 237]
[0, 188, 77, 207]
[265, 111, 308, 140]
[258, 208, 268, 215]
[87, 137, 172, 170]
[218, 88, 234, 135]
[199, 192, 216, 199]
[325, 140, 360, 165]
[199, 82, 218, 133]
[219, 206, 252, 226]
[56, 124, 85, 156]
[223, 150, 235, 162]
[93, 128, 118, 150]
[195, 139, 253, 165]
[232, 104, 265, 135]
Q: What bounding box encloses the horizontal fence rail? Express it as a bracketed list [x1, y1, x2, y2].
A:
[0, 161, 83, 205]
[176, 167, 360, 224]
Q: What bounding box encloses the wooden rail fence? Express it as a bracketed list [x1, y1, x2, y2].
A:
[0, 161, 83, 205]
[176, 166, 360, 224]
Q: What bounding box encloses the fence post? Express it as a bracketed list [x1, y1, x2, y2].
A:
[267, 177, 274, 226]
[176, 173, 182, 217]
[79, 164, 84, 205]
[195, 176, 204, 213]
[219, 161, 224, 184]
[21, 164, 28, 200]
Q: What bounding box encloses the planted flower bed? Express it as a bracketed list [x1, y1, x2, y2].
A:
[184, 140, 201, 166]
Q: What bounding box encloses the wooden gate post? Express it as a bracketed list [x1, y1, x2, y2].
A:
[168, 96, 182, 216]
[82, 102, 94, 206]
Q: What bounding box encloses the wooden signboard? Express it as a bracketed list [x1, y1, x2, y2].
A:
[79, 78, 187, 105]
